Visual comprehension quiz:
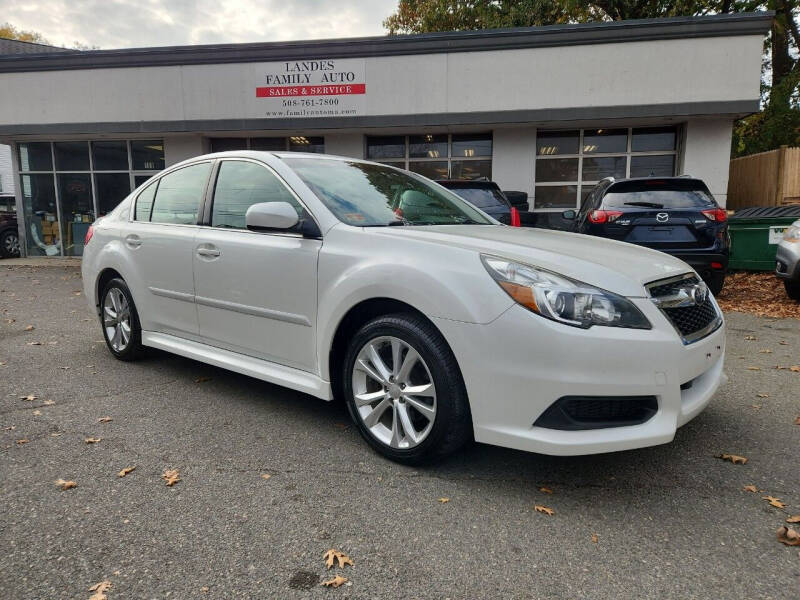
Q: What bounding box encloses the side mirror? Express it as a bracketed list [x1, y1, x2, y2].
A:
[245, 202, 299, 232]
[561, 209, 577, 220]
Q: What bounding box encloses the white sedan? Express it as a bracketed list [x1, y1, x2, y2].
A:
[82, 151, 726, 463]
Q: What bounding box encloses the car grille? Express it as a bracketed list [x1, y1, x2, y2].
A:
[647, 274, 722, 344]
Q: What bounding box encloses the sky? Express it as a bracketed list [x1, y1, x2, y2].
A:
[1, 0, 400, 49]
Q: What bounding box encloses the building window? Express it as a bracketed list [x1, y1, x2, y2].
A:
[208, 136, 325, 154]
[17, 140, 164, 257]
[533, 127, 678, 210]
[366, 133, 492, 180]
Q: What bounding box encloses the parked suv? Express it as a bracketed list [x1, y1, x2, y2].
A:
[82, 152, 725, 463]
[438, 180, 535, 227]
[775, 219, 800, 301]
[566, 177, 729, 295]
[0, 195, 20, 258]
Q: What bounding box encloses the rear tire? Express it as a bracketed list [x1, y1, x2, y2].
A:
[707, 272, 725, 297]
[0, 229, 20, 258]
[100, 278, 146, 361]
[343, 313, 472, 464]
[785, 280, 800, 302]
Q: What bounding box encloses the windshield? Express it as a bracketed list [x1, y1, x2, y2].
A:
[283, 158, 494, 226]
[446, 187, 507, 211]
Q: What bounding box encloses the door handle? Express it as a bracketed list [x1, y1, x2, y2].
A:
[197, 248, 220, 258]
[124, 234, 142, 249]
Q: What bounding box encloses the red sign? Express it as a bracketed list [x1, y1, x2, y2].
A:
[256, 84, 366, 98]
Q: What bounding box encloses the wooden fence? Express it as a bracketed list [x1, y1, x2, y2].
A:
[727, 146, 800, 210]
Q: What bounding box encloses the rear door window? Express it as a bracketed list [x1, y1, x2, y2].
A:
[149, 162, 212, 225]
[134, 181, 158, 222]
[211, 160, 303, 229]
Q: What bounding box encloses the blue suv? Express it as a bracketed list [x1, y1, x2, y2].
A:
[565, 177, 729, 295]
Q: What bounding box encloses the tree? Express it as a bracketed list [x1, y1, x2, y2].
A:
[0, 22, 50, 44]
[384, 1, 799, 156]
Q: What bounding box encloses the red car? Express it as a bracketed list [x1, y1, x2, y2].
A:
[0, 195, 20, 258]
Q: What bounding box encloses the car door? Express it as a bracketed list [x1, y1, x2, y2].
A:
[124, 161, 212, 338]
[192, 158, 322, 372]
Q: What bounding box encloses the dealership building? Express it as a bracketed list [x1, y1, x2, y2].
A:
[0, 12, 770, 257]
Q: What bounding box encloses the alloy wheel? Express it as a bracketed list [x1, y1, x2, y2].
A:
[103, 287, 132, 352]
[4, 233, 19, 256]
[351, 335, 437, 449]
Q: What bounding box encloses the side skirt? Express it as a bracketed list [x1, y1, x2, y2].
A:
[141, 331, 333, 400]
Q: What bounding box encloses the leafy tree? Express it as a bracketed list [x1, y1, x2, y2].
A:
[384, 1, 799, 156]
[0, 22, 50, 44]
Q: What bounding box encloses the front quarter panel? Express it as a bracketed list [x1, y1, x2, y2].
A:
[316, 225, 514, 380]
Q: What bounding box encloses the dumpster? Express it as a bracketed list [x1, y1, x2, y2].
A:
[728, 205, 800, 270]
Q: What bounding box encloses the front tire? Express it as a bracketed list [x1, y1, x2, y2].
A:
[785, 279, 800, 302]
[100, 278, 145, 361]
[343, 313, 472, 464]
[0, 229, 20, 258]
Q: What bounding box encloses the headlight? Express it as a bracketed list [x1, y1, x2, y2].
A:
[481, 255, 651, 330]
[783, 224, 800, 242]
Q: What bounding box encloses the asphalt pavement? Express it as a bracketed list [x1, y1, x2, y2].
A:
[1, 263, 798, 600]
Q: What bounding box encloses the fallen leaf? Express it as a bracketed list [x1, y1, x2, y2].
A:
[591, 533, 599, 543]
[195, 376, 212, 383]
[534, 505, 554, 516]
[746, 366, 761, 371]
[16, 438, 29, 445]
[779, 340, 788, 345]
[97, 416, 113, 423]
[162, 469, 181, 486]
[790, 366, 800, 372]
[88, 580, 111, 600]
[32, 410, 41, 416]
[437, 497, 450, 503]
[323, 549, 354, 569]
[321, 575, 348, 588]
[260, 473, 272, 480]
[19, 394, 37, 401]
[4, 425, 15, 431]
[756, 393, 769, 398]
[0, 361, 6, 366]
[786, 515, 800, 523]
[758, 349, 772, 353]
[201, 586, 209, 593]
[743, 485, 758, 493]
[55, 479, 77, 490]
[26, 341, 42, 346]
[717, 453, 748, 465]
[539, 486, 554, 494]
[763, 495, 787, 509]
[751, 404, 762, 410]
[744, 335, 756, 340]
[117, 466, 136, 478]
[24, 325, 35, 331]
[795, 416, 800, 426]
[42, 399, 55, 406]
[85, 437, 102, 444]
[777, 526, 800, 546]
[59, 366, 70, 370]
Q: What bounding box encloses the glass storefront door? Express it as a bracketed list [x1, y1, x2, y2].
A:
[16, 140, 164, 256]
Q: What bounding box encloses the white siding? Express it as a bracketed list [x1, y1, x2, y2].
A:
[681, 119, 733, 207]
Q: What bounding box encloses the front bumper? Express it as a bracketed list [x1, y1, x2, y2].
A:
[433, 298, 726, 456]
[775, 242, 800, 281]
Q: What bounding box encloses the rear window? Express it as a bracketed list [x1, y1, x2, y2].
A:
[602, 179, 716, 209]
[445, 187, 507, 211]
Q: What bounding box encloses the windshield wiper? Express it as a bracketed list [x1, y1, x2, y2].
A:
[623, 201, 664, 208]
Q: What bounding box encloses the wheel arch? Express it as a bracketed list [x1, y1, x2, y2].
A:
[327, 297, 451, 401]
[95, 267, 124, 313]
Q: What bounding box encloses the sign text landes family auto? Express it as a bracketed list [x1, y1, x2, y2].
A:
[256, 58, 366, 118]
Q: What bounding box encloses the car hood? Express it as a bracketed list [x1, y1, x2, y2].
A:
[375, 225, 692, 297]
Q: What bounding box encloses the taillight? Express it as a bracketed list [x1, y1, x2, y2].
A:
[510, 207, 521, 227]
[84, 224, 94, 245]
[711, 262, 724, 269]
[588, 210, 623, 224]
[701, 208, 727, 222]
